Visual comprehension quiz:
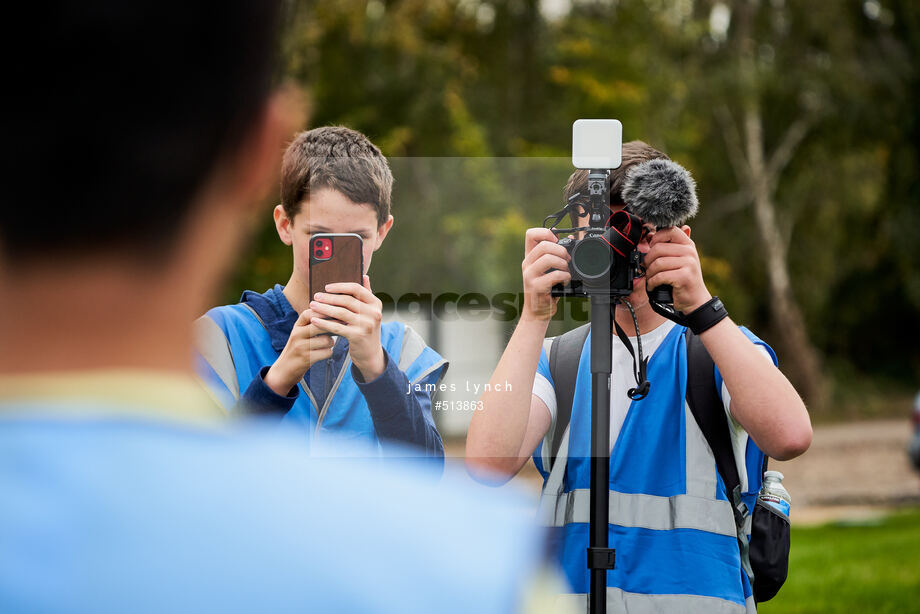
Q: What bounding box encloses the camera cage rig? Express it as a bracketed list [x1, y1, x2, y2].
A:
[541, 167, 652, 402]
[543, 169, 646, 300]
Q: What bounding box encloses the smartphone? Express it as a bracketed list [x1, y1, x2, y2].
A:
[572, 118, 623, 170]
[309, 233, 364, 306]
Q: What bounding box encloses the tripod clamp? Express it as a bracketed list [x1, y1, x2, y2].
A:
[588, 547, 616, 570]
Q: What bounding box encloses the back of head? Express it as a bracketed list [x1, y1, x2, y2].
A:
[563, 140, 670, 210]
[0, 2, 282, 266]
[280, 126, 393, 225]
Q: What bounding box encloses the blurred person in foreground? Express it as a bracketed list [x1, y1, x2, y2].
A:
[466, 142, 813, 612]
[0, 3, 550, 612]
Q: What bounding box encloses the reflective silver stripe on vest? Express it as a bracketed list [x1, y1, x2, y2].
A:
[684, 399, 719, 498]
[398, 325, 447, 385]
[541, 488, 736, 537]
[193, 315, 240, 401]
[554, 587, 754, 613]
[398, 325, 427, 372]
[537, 422, 570, 525]
[540, 336, 557, 472]
[537, 392, 735, 538]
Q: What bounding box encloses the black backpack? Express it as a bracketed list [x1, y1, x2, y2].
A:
[544, 324, 790, 603]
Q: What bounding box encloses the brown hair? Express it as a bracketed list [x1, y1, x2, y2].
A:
[563, 140, 670, 212]
[280, 126, 393, 225]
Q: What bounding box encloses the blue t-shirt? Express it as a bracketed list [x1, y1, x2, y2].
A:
[0, 409, 542, 613]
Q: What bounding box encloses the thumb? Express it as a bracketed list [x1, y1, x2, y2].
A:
[296, 309, 313, 326]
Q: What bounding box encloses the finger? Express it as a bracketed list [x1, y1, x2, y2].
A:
[294, 334, 334, 354]
[363, 275, 383, 309]
[294, 309, 313, 326]
[649, 226, 692, 247]
[522, 240, 569, 269]
[646, 242, 697, 261]
[307, 335, 336, 350]
[324, 282, 375, 304]
[308, 346, 335, 363]
[312, 291, 364, 314]
[644, 273, 668, 293]
[644, 256, 697, 279]
[524, 253, 570, 279]
[292, 320, 328, 340]
[311, 317, 348, 337]
[525, 227, 558, 254]
[309, 300, 359, 325]
[530, 269, 571, 294]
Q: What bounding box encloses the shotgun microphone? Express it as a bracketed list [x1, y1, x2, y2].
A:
[621, 158, 699, 305]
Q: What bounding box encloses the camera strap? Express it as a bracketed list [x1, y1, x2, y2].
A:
[648, 295, 690, 327]
[612, 299, 650, 401]
[604, 210, 644, 258]
[543, 193, 588, 231]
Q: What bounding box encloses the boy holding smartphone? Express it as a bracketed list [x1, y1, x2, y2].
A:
[196, 126, 445, 458]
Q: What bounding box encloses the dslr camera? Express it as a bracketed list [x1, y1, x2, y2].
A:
[548, 119, 645, 298]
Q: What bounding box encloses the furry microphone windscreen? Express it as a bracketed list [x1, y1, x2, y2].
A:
[621, 158, 699, 228]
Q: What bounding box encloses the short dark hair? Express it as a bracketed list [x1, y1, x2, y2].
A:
[0, 2, 281, 264]
[563, 141, 670, 211]
[280, 126, 393, 225]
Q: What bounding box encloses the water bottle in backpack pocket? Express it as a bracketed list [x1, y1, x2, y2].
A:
[749, 470, 792, 602]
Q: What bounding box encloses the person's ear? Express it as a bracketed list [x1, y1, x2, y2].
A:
[373, 215, 394, 251]
[274, 204, 295, 246]
[681, 224, 691, 239]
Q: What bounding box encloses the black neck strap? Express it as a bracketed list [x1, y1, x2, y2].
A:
[613, 300, 650, 401]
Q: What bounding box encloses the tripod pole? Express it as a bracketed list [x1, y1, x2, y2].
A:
[588, 293, 614, 614]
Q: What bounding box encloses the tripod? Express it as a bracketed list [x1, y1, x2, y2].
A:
[587, 293, 614, 614]
[548, 168, 649, 613]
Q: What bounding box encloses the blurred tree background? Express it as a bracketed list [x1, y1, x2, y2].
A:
[228, 0, 919, 419]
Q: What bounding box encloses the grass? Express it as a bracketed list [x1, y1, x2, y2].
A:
[759, 508, 920, 613]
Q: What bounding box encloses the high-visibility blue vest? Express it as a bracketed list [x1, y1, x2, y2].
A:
[533, 324, 774, 613]
[196, 303, 445, 451]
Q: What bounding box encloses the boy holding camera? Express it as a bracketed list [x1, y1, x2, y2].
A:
[196, 126, 445, 458]
[466, 141, 812, 612]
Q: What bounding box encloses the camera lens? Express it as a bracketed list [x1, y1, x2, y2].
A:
[314, 249, 323, 258]
[571, 237, 612, 280]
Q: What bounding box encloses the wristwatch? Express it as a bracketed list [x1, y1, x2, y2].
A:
[685, 296, 728, 335]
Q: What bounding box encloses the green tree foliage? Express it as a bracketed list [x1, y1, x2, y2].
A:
[227, 0, 919, 413]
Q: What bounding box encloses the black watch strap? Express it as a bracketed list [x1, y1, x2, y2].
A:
[686, 296, 728, 335]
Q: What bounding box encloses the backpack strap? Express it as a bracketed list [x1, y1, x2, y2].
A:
[684, 327, 756, 582]
[684, 328, 745, 521]
[547, 324, 590, 471]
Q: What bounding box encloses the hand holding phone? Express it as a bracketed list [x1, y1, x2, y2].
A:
[264, 308, 335, 396]
[307, 233, 386, 381]
[311, 275, 387, 383]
